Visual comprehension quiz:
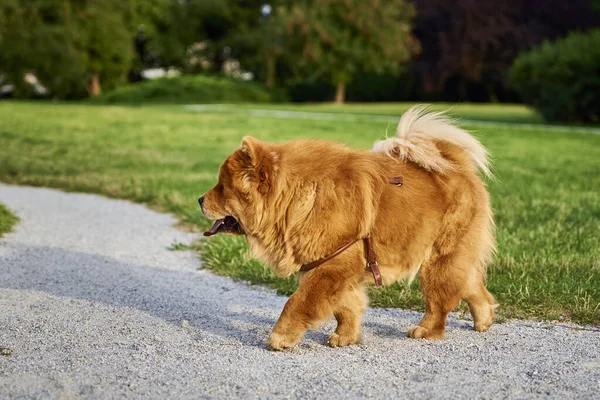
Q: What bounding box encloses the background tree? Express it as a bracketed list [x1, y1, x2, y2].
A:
[278, 0, 419, 103]
[228, 2, 290, 87]
[412, 0, 600, 102]
[0, 0, 87, 98]
[0, 0, 137, 98]
[2, 0, 598, 103]
[0, 0, 16, 47]
[130, 0, 175, 73]
[172, 0, 289, 80]
[165, 0, 243, 73]
[0, 0, 26, 91]
[71, 0, 137, 96]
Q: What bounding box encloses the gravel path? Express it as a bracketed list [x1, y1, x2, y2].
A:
[0, 183, 598, 399]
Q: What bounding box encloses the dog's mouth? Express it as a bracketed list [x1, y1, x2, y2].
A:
[203, 216, 244, 237]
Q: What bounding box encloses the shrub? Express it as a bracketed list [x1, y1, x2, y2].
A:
[89, 75, 288, 105]
[510, 29, 600, 123]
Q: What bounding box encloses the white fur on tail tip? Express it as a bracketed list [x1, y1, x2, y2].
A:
[372, 105, 492, 177]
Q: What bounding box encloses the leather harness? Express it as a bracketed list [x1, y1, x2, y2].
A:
[299, 176, 403, 287]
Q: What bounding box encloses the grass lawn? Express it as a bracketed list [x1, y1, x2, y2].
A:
[0, 101, 598, 324]
[232, 102, 546, 124]
[0, 203, 19, 238]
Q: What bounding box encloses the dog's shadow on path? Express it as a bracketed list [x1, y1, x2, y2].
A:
[0, 242, 290, 349]
[0, 242, 431, 350]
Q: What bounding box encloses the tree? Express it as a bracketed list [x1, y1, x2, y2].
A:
[164, 0, 235, 72]
[0, 0, 87, 98]
[131, 0, 178, 70]
[0, 0, 142, 98]
[170, 0, 286, 77]
[412, 0, 600, 101]
[227, 2, 289, 87]
[0, 0, 18, 47]
[278, 0, 418, 103]
[70, 0, 137, 96]
[0, 0, 25, 86]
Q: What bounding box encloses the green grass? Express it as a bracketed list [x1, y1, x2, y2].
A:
[0, 203, 19, 238]
[233, 102, 545, 124]
[89, 75, 287, 105]
[0, 101, 598, 324]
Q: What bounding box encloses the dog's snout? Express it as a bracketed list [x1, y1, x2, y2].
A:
[198, 196, 204, 207]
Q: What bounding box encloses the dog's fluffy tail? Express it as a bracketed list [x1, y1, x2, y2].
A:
[372, 105, 492, 177]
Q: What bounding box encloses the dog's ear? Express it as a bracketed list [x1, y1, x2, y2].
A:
[240, 136, 262, 164]
[237, 136, 275, 194]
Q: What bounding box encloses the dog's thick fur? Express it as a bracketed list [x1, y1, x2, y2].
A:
[200, 106, 496, 350]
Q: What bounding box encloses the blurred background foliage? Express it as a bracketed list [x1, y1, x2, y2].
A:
[1, 0, 599, 121]
[510, 29, 600, 123]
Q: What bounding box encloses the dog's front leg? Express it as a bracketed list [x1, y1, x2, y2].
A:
[266, 291, 311, 351]
[267, 263, 362, 351]
[328, 282, 367, 347]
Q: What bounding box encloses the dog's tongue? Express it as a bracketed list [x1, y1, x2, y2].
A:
[204, 219, 225, 237]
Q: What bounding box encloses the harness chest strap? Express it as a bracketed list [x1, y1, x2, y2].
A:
[298, 176, 403, 286]
[364, 235, 383, 286]
[299, 236, 383, 286]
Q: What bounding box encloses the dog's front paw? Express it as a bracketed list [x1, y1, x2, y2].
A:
[267, 332, 297, 351]
[407, 325, 445, 340]
[474, 322, 492, 332]
[328, 332, 361, 348]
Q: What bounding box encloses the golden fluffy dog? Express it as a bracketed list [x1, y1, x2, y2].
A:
[199, 106, 496, 350]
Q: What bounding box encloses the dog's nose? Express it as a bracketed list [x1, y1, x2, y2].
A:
[198, 196, 204, 207]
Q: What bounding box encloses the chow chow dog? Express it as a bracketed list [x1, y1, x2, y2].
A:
[199, 106, 496, 350]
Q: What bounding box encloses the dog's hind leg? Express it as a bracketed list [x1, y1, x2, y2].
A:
[463, 215, 497, 332]
[463, 277, 496, 332]
[328, 282, 367, 347]
[409, 247, 496, 339]
[408, 254, 464, 340]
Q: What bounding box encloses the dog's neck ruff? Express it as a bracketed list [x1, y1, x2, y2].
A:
[300, 235, 383, 286]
